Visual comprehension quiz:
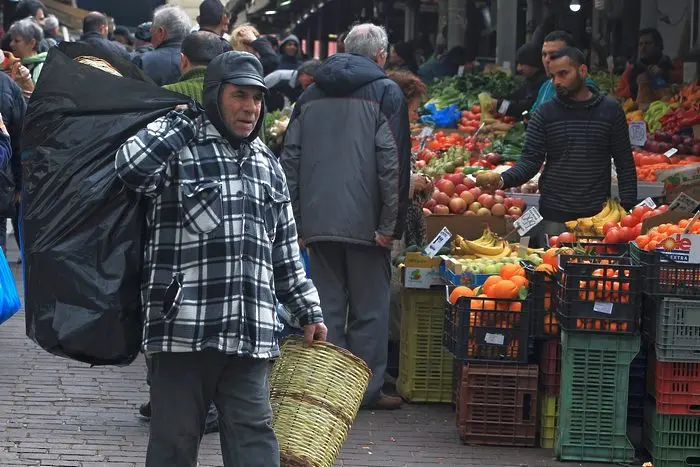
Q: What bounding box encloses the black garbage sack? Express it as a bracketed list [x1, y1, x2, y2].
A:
[22, 43, 191, 365]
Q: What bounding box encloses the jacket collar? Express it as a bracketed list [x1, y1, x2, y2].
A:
[195, 115, 274, 163]
[157, 38, 183, 50]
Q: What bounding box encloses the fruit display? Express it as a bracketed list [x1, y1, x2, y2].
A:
[448, 228, 543, 268]
[564, 199, 626, 237]
[425, 174, 526, 219]
[643, 131, 700, 156]
[633, 217, 700, 251]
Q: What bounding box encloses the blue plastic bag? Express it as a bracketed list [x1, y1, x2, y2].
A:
[420, 103, 461, 128]
[0, 247, 21, 325]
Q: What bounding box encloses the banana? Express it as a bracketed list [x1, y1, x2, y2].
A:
[475, 242, 511, 259]
[464, 238, 506, 256]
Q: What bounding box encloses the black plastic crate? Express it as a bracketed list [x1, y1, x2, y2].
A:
[555, 255, 642, 335]
[630, 242, 700, 298]
[523, 262, 559, 338]
[444, 286, 530, 363]
[560, 236, 629, 256]
[628, 341, 647, 426]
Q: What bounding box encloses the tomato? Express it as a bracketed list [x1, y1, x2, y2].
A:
[633, 223, 643, 238]
[604, 229, 621, 244]
[548, 236, 559, 248]
[558, 232, 576, 244]
[641, 210, 659, 221]
[620, 215, 639, 228]
[503, 116, 516, 124]
[471, 105, 481, 114]
[618, 226, 634, 242]
[631, 206, 651, 220]
[603, 221, 619, 235]
[657, 204, 669, 212]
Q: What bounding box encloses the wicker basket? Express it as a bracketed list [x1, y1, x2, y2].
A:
[270, 335, 371, 467]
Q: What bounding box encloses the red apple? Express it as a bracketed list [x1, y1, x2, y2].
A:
[422, 208, 432, 216]
[491, 203, 506, 216]
[435, 179, 455, 197]
[469, 202, 482, 213]
[433, 204, 450, 215]
[495, 189, 506, 197]
[449, 197, 467, 214]
[504, 198, 513, 209]
[493, 195, 505, 205]
[460, 191, 475, 205]
[464, 210, 476, 216]
[468, 187, 482, 199]
[434, 192, 451, 206]
[478, 194, 495, 209]
[423, 199, 436, 211]
[447, 173, 465, 185]
[508, 206, 522, 216]
[510, 197, 525, 209]
[477, 207, 492, 216]
[462, 178, 477, 190]
[454, 184, 469, 195]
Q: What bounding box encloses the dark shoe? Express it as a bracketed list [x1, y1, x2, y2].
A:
[361, 392, 403, 410]
[139, 401, 151, 419]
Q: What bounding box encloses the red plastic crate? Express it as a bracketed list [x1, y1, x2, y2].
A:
[648, 353, 700, 416]
[457, 363, 538, 446]
[539, 339, 561, 395]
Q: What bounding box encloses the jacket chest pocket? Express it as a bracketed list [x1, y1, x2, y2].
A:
[181, 180, 223, 234]
[260, 183, 290, 242]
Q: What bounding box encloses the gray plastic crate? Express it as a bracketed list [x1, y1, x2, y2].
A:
[655, 298, 700, 362]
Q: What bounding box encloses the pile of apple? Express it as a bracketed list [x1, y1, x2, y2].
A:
[423, 172, 526, 218]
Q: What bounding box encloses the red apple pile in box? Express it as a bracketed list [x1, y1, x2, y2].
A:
[645, 130, 700, 156]
[423, 172, 525, 218]
[550, 204, 670, 247]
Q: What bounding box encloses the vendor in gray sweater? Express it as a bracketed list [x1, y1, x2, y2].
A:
[477, 47, 637, 238]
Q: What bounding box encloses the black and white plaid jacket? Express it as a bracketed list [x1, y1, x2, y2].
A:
[115, 110, 323, 358]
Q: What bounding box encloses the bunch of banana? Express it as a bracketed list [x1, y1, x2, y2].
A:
[454, 228, 512, 259]
[564, 199, 625, 236]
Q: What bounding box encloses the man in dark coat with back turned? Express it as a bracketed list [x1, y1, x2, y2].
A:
[79, 12, 130, 61]
[281, 23, 411, 410]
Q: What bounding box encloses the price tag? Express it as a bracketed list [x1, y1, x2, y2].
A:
[418, 126, 434, 150]
[628, 121, 647, 147]
[423, 226, 452, 258]
[669, 192, 700, 213]
[518, 236, 530, 258]
[593, 301, 614, 315]
[484, 332, 505, 345]
[664, 148, 678, 158]
[513, 207, 544, 236]
[498, 100, 510, 115]
[457, 65, 465, 76]
[636, 197, 657, 209]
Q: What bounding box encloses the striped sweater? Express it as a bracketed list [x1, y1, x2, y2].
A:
[162, 67, 206, 104]
[501, 91, 638, 222]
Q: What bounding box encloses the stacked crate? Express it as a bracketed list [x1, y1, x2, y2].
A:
[525, 262, 561, 449]
[444, 286, 537, 446]
[553, 254, 642, 464]
[633, 241, 700, 467]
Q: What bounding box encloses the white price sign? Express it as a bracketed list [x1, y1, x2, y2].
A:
[418, 126, 434, 150]
[669, 192, 700, 213]
[513, 207, 544, 236]
[664, 148, 678, 158]
[636, 197, 657, 209]
[484, 332, 505, 345]
[423, 226, 452, 258]
[593, 301, 614, 315]
[628, 121, 647, 147]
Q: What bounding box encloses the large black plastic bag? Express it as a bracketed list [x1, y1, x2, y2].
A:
[22, 43, 191, 365]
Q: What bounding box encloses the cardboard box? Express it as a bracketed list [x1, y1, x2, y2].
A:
[656, 164, 700, 204]
[402, 252, 443, 289]
[425, 215, 507, 243]
[640, 211, 695, 234]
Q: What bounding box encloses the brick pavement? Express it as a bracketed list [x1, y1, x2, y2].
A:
[0, 243, 614, 466]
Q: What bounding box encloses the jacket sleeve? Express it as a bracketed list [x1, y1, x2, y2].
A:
[376, 83, 411, 239]
[610, 105, 638, 209]
[252, 38, 280, 76]
[0, 132, 11, 170]
[272, 186, 324, 328]
[114, 111, 196, 195]
[501, 109, 547, 188]
[280, 104, 303, 225]
[7, 81, 26, 190]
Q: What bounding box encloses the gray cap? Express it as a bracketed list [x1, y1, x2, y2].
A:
[205, 51, 267, 91]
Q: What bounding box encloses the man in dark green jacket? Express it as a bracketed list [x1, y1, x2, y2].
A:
[138, 29, 226, 432]
[163, 30, 226, 104]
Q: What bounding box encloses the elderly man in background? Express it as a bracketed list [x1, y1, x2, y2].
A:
[133, 5, 192, 86]
[133, 22, 154, 56]
[281, 23, 411, 410]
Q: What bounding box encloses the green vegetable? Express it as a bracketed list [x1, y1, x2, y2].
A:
[426, 72, 524, 111]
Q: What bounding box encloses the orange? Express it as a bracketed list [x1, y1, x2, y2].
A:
[510, 275, 529, 288]
[470, 294, 489, 310]
[542, 249, 559, 267]
[500, 264, 525, 280]
[449, 286, 474, 304]
[482, 276, 503, 296]
[535, 263, 556, 281]
[490, 280, 519, 299]
[509, 301, 522, 312]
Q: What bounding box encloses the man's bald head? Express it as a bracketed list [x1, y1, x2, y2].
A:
[83, 11, 108, 37]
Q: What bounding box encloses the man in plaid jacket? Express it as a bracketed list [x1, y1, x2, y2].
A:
[115, 51, 326, 467]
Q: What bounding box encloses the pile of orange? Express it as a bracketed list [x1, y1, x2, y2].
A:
[635, 218, 700, 251]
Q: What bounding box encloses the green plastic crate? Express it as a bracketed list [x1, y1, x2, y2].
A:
[644, 398, 700, 467]
[397, 288, 454, 402]
[555, 330, 639, 463]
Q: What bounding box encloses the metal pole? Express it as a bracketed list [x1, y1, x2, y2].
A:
[447, 0, 467, 49]
[496, 0, 517, 71]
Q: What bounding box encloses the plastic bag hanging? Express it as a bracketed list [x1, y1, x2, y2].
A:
[21, 43, 192, 366]
[0, 247, 21, 325]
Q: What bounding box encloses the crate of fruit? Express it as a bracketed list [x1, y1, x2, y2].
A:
[444, 283, 530, 363]
[555, 255, 642, 334]
[457, 362, 538, 446]
[648, 297, 700, 362]
[644, 399, 700, 467]
[523, 262, 559, 338]
[555, 330, 640, 463]
[630, 238, 700, 298]
[559, 236, 629, 256]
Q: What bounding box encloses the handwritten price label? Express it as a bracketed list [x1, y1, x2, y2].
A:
[423, 226, 452, 258]
[669, 192, 700, 213]
[513, 207, 544, 236]
[636, 197, 657, 209]
[628, 121, 647, 147]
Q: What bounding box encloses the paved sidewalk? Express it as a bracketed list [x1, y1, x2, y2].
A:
[0, 245, 612, 466]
